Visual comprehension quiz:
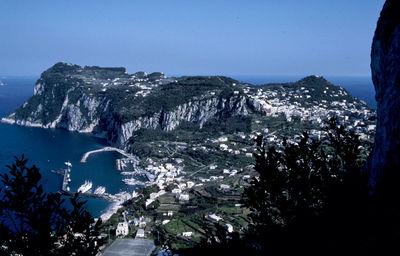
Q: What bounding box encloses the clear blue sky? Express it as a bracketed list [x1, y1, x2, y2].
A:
[0, 0, 384, 76]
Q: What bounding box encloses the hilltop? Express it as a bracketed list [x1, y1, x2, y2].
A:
[0, 62, 377, 250]
[2, 62, 373, 149]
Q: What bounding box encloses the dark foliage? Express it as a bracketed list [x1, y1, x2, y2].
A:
[176, 118, 375, 255]
[0, 156, 104, 256]
[241, 118, 372, 255]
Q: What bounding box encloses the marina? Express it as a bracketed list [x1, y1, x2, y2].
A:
[55, 161, 118, 202]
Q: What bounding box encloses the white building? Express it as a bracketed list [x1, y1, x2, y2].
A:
[219, 144, 228, 150]
[136, 229, 145, 238]
[145, 198, 155, 208]
[207, 214, 223, 222]
[179, 194, 190, 201]
[220, 184, 231, 190]
[182, 232, 194, 237]
[116, 222, 129, 236]
[187, 181, 195, 188]
[226, 224, 233, 233]
[172, 188, 182, 194]
[218, 136, 228, 142]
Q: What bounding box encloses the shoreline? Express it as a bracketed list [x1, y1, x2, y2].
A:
[80, 147, 141, 221]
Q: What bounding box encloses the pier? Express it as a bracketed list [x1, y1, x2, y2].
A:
[61, 168, 71, 191]
[80, 146, 138, 163]
[54, 166, 117, 202]
[60, 190, 116, 202]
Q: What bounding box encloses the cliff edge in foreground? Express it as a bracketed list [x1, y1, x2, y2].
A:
[369, 0, 400, 191]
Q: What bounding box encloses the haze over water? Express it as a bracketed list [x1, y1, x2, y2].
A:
[0, 75, 376, 217]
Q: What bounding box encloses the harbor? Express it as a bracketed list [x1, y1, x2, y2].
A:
[54, 161, 119, 202]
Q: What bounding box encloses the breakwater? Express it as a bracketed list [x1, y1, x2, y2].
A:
[80, 146, 138, 163]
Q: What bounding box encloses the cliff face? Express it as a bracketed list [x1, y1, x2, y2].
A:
[1, 63, 250, 149]
[369, 0, 400, 189]
[111, 95, 248, 147]
[2, 62, 373, 151]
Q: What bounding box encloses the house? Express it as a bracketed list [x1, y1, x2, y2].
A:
[116, 222, 129, 236]
[226, 224, 234, 233]
[172, 188, 182, 194]
[179, 194, 190, 201]
[135, 229, 145, 238]
[187, 181, 195, 188]
[182, 232, 194, 237]
[145, 198, 155, 208]
[243, 175, 251, 181]
[219, 144, 228, 150]
[219, 184, 231, 191]
[218, 136, 228, 142]
[207, 214, 223, 222]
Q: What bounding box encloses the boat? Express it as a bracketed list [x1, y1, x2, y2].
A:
[78, 180, 92, 193]
[94, 186, 106, 194]
[65, 161, 72, 168]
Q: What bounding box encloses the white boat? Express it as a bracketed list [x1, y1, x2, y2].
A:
[94, 186, 106, 194]
[0, 81, 3, 86]
[65, 161, 72, 168]
[78, 180, 92, 193]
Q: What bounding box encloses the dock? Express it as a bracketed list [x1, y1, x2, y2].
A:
[60, 190, 116, 202]
[80, 146, 138, 163]
[62, 168, 71, 191]
[54, 166, 117, 202]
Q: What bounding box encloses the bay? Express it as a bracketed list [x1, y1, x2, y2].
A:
[0, 77, 133, 217]
[0, 74, 377, 217]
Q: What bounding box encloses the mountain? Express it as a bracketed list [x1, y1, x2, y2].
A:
[2, 62, 374, 152]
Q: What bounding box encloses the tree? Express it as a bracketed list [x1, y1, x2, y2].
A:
[242, 118, 371, 254]
[0, 155, 104, 256]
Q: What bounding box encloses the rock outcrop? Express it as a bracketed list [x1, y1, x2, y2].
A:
[1, 63, 251, 149]
[369, 0, 400, 190]
[2, 63, 374, 152]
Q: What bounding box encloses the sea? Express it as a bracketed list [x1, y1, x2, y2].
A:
[0, 75, 376, 217]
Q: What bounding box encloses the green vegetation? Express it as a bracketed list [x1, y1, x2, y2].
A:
[0, 156, 104, 255]
[172, 119, 373, 255]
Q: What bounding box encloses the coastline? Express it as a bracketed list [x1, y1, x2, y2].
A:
[78, 147, 141, 221]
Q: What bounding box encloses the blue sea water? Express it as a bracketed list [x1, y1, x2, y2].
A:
[0, 77, 135, 217]
[0, 75, 377, 217]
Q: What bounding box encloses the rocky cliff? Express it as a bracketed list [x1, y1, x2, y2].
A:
[1, 63, 250, 148]
[2, 63, 372, 151]
[369, 0, 400, 190]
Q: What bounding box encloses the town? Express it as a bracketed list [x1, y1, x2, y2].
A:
[97, 75, 376, 254]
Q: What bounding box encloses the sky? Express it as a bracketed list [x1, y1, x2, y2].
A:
[0, 0, 384, 76]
